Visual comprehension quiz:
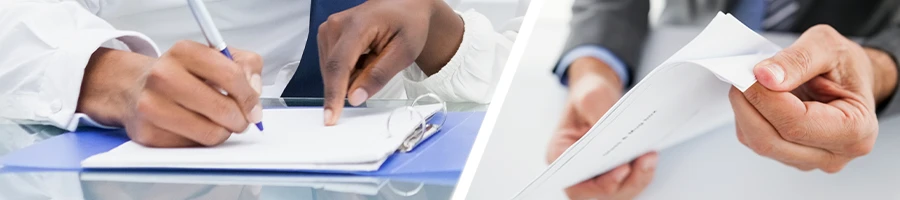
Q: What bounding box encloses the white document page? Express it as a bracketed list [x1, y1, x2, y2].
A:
[514, 13, 783, 199]
[82, 104, 442, 172]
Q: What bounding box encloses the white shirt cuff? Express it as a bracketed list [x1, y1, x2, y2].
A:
[400, 10, 502, 103]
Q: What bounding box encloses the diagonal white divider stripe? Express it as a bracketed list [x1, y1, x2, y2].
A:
[449, 0, 547, 199]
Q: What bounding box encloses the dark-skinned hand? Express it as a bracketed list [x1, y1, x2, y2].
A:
[318, 0, 464, 125]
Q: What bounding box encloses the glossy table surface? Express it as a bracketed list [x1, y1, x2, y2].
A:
[0, 98, 487, 200]
[464, 9, 900, 200]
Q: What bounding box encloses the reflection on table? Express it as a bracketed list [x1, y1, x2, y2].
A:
[0, 98, 487, 200]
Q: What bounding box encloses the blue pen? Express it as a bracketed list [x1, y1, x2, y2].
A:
[186, 0, 264, 131]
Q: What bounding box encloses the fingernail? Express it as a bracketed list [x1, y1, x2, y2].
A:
[642, 155, 658, 171]
[614, 168, 629, 183]
[348, 88, 368, 106]
[324, 109, 333, 125]
[251, 104, 263, 123]
[765, 64, 785, 84]
[244, 67, 252, 81]
[251, 74, 262, 94]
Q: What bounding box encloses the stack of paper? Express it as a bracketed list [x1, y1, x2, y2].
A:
[81, 104, 443, 172]
[515, 13, 783, 199]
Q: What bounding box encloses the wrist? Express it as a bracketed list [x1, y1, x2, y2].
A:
[568, 57, 624, 93]
[865, 48, 898, 105]
[415, 0, 464, 75]
[77, 47, 154, 127]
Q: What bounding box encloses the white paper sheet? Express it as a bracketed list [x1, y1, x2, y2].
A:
[514, 13, 783, 199]
[82, 104, 443, 172]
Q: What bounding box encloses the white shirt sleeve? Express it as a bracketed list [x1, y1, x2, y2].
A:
[400, 10, 518, 104]
[0, 1, 159, 131]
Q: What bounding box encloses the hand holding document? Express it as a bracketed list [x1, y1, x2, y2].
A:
[515, 13, 783, 199]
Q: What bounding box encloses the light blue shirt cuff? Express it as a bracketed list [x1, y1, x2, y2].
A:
[555, 46, 630, 88]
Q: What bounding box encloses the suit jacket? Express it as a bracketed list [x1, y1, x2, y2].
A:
[559, 0, 900, 117]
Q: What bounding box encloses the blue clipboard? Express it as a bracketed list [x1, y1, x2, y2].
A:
[0, 112, 485, 179]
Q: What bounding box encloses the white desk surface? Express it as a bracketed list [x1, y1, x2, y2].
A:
[465, 14, 900, 200]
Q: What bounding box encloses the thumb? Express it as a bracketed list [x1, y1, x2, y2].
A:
[232, 49, 264, 124]
[753, 25, 845, 92]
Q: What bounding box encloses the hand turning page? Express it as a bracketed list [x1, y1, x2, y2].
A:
[514, 13, 783, 199]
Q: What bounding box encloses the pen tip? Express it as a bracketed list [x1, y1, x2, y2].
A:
[255, 122, 264, 131]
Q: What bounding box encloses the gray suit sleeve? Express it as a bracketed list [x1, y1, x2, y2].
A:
[553, 0, 650, 85]
[863, 22, 900, 118]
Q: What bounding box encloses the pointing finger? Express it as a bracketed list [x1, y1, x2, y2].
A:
[320, 28, 375, 126]
[347, 43, 415, 106]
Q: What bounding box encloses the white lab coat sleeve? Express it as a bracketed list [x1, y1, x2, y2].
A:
[400, 9, 517, 103]
[0, 1, 159, 131]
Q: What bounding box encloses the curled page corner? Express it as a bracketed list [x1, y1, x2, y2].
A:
[513, 12, 784, 200]
[690, 53, 775, 92]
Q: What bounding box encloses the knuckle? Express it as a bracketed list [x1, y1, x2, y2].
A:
[776, 48, 813, 71]
[808, 24, 839, 36]
[129, 125, 162, 147]
[821, 163, 845, 174]
[129, 128, 153, 145]
[211, 97, 237, 117]
[845, 140, 874, 157]
[323, 87, 341, 100]
[818, 153, 844, 174]
[323, 59, 344, 74]
[135, 94, 156, 116]
[594, 183, 617, 195]
[146, 66, 174, 87]
[325, 13, 347, 24]
[131, 134, 158, 147]
[173, 40, 196, 48]
[227, 111, 250, 131]
[241, 94, 259, 111]
[742, 89, 763, 106]
[845, 122, 865, 141]
[317, 23, 331, 42]
[366, 67, 392, 88]
[199, 127, 229, 146]
[854, 120, 878, 141]
[170, 40, 198, 57]
[748, 141, 775, 157]
[210, 67, 243, 89]
[146, 66, 165, 84]
[736, 130, 751, 147]
[842, 121, 876, 156]
[778, 126, 807, 143]
[318, 22, 329, 32]
[247, 52, 263, 67]
[223, 64, 244, 83]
